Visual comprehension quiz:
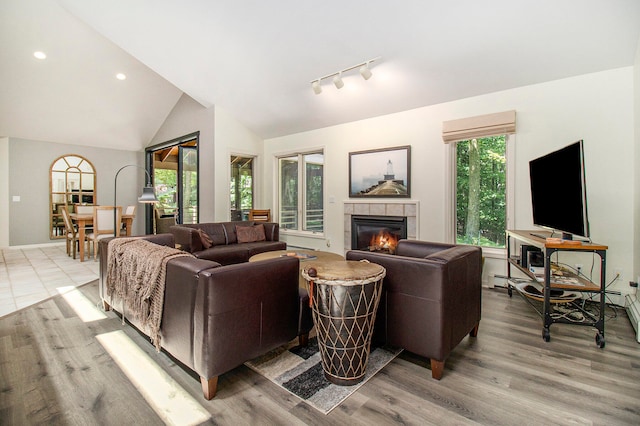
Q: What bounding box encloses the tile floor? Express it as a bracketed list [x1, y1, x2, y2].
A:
[0, 244, 99, 317]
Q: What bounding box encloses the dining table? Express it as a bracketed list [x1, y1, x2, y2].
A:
[69, 212, 135, 262]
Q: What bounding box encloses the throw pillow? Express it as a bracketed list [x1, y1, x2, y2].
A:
[236, 224, 266, 243]
[196, 228, 213, 249]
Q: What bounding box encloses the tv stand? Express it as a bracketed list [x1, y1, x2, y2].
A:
[529, 232, 548, 240]
[507, 230, 607, 347]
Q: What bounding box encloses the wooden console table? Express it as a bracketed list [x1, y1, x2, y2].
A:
[506, 230, 608, 347]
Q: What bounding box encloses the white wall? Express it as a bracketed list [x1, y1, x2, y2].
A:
[0, 137, 9, 247]
[149, 94, 216, 222]
[6, 138, 143, 246]
[264, 67, 636, 297]
[213, 106, 263, 221]
[150, 96, 264, 223]
[634, 34, 640, 286]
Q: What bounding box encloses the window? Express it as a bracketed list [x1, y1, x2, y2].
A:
[454, 135, 509, 248]
[230, 155, 254, 221]
[278, 151, 324, 233]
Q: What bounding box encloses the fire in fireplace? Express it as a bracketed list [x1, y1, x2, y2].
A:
[351, 215, 407, 254]
[368, 230, 400, 253]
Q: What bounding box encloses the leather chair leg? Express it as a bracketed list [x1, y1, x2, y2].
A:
[299, 333, 309, 347]
[470, 322, 480, 337]
[430, 359, 444, 380]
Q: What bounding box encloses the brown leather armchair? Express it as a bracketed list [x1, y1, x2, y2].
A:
[346, 239, 482, 380]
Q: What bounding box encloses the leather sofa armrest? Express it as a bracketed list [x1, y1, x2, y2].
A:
[170, 225, 202, 253]
[262, 223, 279, 241]
[347, 246, 481, 298]
[191, 256, 300, 377]
[346, 250, 449, 299]
[395, 239, 456, 258]
[99, 233, 177, 303]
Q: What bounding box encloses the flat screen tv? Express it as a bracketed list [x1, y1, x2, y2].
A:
[529, 140, 589, 240]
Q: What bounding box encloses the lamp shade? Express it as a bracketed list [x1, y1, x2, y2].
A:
[138, 186, 159, 203]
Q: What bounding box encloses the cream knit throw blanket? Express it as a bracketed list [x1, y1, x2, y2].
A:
[106, 238, 193, 351]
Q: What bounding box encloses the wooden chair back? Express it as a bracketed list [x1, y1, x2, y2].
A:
[93, 206, 122, 236]
[124, 205, 136, 216]
[60, 206, 75, 233]
[75, 204, 95, 215]
[249, 209, 271, 222]
[60, 206, 79, 258]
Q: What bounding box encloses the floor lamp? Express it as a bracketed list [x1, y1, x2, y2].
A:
[114, 165, 159, 236]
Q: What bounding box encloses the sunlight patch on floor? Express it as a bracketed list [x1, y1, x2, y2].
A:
[56, 286, 107, 322]
[96, 330, 210, 425]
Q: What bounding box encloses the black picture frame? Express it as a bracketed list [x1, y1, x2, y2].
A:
[349, 145, 411, 198]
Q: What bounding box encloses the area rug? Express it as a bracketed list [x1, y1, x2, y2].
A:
[245, 336, 401, 414]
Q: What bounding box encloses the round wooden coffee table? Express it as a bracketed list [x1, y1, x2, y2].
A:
[249, 249, 344, 288]
[301, 260, 385, 386]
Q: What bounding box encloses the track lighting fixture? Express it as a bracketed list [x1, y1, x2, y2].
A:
[312, 80, 322, 95]
[333, 73, 344, 89]
[310, 56, 380, 94]
[359, 62, 372, 80]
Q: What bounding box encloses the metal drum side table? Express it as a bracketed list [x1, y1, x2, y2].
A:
[302, 260, 385, 386]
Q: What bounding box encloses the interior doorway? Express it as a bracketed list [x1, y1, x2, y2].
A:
[230, 155, 254, 221]
[145, 132, 199, 233]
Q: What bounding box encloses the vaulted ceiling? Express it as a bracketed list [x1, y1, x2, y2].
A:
[1, 0, 639, 151]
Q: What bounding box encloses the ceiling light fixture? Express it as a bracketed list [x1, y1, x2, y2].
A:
[359, 62, 372, 80]
[310, 56, 380, 94]
[116, 73, 127, 80]
[33, 51, 47, 60]
[312, 80, 322, 95]
[333, 72, 344, 89]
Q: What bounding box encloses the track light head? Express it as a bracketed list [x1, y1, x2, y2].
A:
[360, 63, 372, 80]
[311, 57, 380, 94]
[312, 80, 322, 95]
[333, 73, 344, 89]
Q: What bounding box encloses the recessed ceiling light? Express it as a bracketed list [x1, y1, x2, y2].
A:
[33, 51, 46, 60]
[116, 73, 127, 80]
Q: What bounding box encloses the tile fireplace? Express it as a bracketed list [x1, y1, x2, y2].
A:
[344, 201, 418, 253]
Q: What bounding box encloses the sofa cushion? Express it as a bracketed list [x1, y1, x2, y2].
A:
[246, 241, 287, 257]
[195, 245, 251, 264]
[236, 224, 266, 243]
[196, 228, 214, 249]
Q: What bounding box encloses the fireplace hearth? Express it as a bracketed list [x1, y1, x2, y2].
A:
[351, 215, 407, 254]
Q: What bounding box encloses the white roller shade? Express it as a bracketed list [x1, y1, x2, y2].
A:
[442, 110, 516, 143]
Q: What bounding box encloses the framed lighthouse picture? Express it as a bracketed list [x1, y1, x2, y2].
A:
[349, 145, 411, 198]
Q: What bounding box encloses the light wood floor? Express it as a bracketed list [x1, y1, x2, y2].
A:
[1, 281, 639, 425]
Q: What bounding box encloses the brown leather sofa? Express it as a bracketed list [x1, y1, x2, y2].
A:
[98, 234, 312, 400]
[170, 221, 286, 264]
[346, 239, 482, 380]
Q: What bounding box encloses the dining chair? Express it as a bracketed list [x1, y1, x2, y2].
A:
[75, 204, 95, 233]
[124, 205, 136, 216]
[60, 206, 79, 259]
[121, 205, 136, 235]
[75, 204, 95, 214]
[248, 209, 271, 222]
[86, 206, 122, 261]
[154, 206, 176, 234]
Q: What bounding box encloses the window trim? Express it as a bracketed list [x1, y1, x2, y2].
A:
[446, 134, 515, 253]
[275, 148, 325, 237]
